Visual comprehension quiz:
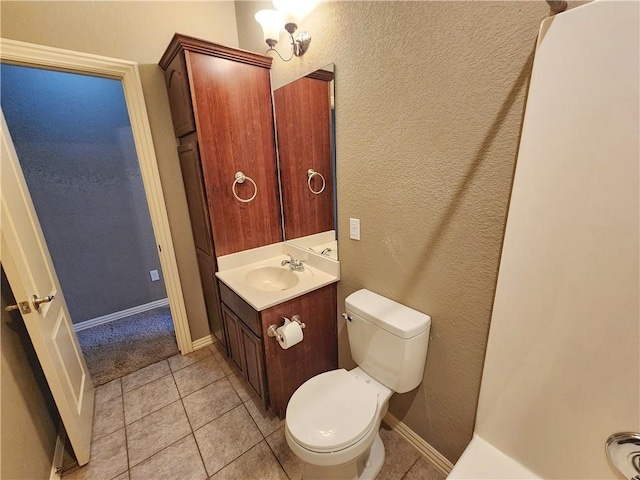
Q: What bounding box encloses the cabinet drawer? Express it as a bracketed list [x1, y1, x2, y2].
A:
[218, 282, 261, 337]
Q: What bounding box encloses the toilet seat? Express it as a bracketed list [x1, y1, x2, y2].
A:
[286, 369, 379, 453]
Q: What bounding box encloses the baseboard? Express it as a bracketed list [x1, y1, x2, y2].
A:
[49, 427, 66, 480]
[73, 298, 169, 332]
[192, 334, 214, 350]
[383, 412, 454, 476]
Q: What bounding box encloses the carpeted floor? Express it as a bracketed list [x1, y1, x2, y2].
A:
[76, 305, 178, 386]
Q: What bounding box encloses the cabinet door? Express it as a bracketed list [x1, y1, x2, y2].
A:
[177, 140, 213, 256]
[178, 140, 225, 347]
[221, 305, 244, 373]
[187, 51, 283, 256]
[240, 324, 267, 403]
[261, 284, 337, 418]
[164, 53, 195, 137]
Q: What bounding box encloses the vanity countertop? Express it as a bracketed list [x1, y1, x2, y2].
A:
[215, 243, 339, 311]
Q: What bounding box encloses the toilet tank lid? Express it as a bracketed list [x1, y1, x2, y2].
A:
[345, 289, 431, 338]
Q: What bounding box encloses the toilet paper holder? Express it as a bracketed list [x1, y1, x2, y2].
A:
[267, 315, 306, 342]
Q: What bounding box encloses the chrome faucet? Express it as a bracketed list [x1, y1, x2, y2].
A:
[281, 254, 305, 272]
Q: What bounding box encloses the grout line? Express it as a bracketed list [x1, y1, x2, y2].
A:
[122, 373, 178, 426]
[126, 399, 191, 470]
[400, 456, 421, 480]
[168, 347, 214, 374]
[123, 362, 233, 432]
[120, 359, 171, 394]
[128, 431, 193, 472]
[263, 427, 292, 480]
[173, 367, 209, 477]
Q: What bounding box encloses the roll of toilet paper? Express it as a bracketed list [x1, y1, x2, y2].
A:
[276, 320, 303, 349]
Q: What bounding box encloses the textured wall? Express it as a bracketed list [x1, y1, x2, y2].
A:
[2, 65, 166, 323]
[1, 267, 59, 479]
[236, 0, 552, 461]
[0, 1, 239, 339]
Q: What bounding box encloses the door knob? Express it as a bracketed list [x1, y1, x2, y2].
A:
[4, 301, 32, 314]
[32, 294, 55, 311]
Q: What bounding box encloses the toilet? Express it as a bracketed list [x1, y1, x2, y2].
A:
[285, 289, 431, 480]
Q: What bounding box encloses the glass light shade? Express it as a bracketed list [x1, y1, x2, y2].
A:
[255, 9, 283, 43]
[272, 0, 319, 23]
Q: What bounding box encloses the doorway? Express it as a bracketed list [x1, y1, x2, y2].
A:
[1, 64, 179, 385]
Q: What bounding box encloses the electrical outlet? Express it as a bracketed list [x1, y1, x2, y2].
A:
[150, 270, 160, 282]
[349, 218, 361, 240]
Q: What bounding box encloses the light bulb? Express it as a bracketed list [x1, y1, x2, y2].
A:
[272, 0, 319, 23]
[255, 9, 283, 45]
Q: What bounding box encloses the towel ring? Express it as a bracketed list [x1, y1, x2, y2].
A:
[232, 172, 257, 203]
[307, 169, 326, 195]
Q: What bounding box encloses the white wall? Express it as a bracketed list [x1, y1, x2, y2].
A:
[475, 1, 639, 478]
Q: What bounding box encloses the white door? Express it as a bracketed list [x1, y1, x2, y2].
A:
[1, 111, 94, 465]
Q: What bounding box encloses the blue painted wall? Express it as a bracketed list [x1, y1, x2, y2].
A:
[1, 64, 166, 323]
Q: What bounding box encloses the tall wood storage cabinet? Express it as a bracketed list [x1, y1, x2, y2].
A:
[159, 34, 283, 347]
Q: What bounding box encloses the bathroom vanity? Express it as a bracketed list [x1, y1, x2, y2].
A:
[219, 281, 336, 418]
[215, 244, 339, 418]
[159, 34, 339, 418]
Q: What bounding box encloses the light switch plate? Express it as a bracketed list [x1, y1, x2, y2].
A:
[349, 218, 361, 240]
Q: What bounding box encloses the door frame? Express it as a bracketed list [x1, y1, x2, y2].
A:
[0, 38, 194, 354]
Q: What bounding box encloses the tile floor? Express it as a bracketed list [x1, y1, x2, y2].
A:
[64, 342, 446, 480]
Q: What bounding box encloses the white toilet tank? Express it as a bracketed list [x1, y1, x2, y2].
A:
[345, 289, 431, 393]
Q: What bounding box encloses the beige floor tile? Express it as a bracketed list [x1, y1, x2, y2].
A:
[215, 354, 236, 376]
[183, 377, 241, 430]
[92, 395, 124, 441]
[266, 427, 302, 480]
[121, 360, 170, 393]
[244, 396, 284, 437]
[210, 441, 288, 480]
[228, 371, 256, 403]
[123, 374, 179, 425]
[112, 472, 129, 480]
[168, 347, 212, 372]
[209, 340, 226, 358]
[377, 427, 421, 480]
[94, 378, 122, 405]
[63, 428, 127, 480]
[126, 400, 191, 467]
[129, 435, 207, 480]
[173, 356, 225, 397]
[194, 404, 263, 476]
[403, 456, 447, 480]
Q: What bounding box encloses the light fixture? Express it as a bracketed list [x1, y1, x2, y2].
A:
[254, 1, 313, 61]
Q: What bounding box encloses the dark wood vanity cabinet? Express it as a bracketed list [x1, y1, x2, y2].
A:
[219, 281, 338, 418]
[159, 34, 284, 347]
[221, 303, 267, 403]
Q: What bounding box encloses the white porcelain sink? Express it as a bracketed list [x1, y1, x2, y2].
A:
[216, 248, 339, 311]
[244, 266, 300, 292]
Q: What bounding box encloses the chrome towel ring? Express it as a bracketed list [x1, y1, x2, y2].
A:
[232, 172, 257, 203]
[307, 169, 326, 195]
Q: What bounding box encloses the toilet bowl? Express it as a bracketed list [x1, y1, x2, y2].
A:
[285, 368, 392, 480]
[284, 289, 432, 480]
